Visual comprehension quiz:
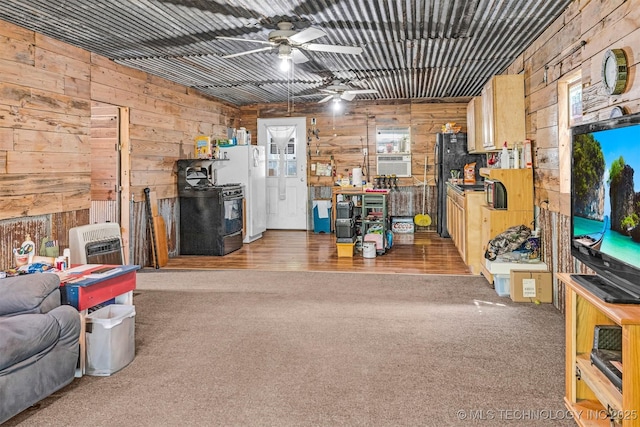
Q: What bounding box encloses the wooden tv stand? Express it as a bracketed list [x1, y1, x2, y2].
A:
[559, 273, 640, 426]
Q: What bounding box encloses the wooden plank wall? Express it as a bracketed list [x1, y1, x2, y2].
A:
[90, 102, 118, 201]
[88, 55, 240, 263]
[240, 99, 467, 230]
[89, 55, 241, 202]
[0, 20, 240, 269]
[504, 0, 640, 309]
[0, 24, 92, 221]
[1, 1, 639, 278]
[240, 99, 468, 187]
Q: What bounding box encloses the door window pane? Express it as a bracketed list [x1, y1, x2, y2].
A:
[267, 136, 297, 177]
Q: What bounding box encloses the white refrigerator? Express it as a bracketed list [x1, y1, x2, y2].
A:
[216, 145, 267, 243]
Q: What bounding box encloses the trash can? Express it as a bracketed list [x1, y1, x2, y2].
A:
[85, 304, 136, 376]
[313, 200, 332, 233]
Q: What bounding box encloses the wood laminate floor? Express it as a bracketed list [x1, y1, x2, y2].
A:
[163, 230, 474, 275]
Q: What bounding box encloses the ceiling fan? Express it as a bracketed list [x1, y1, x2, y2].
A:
[318, 80, 379, 103]
[216, 22, 363, 66]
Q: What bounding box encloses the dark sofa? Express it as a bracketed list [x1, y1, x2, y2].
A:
[0, 273, 81, 424]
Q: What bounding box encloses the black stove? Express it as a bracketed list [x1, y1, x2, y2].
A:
[177, 160, 244, 256]
[213, 183, 243, 198]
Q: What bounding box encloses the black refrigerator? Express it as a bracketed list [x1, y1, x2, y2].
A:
[435, 132, 486, 238]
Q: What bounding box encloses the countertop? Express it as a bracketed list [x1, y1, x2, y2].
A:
[447, 181, 485, 194]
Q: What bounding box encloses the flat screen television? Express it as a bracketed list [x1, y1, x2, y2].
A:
[570, 112, 640, 303]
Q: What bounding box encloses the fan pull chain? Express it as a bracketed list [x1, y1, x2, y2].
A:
[287, 61, 295, 114]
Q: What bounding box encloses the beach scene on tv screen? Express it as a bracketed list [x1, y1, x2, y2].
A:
[572, 126, 640, 269]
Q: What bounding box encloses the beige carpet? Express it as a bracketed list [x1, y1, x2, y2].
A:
[7, 270, 572, 426]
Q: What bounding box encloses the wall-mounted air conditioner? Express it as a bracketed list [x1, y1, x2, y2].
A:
[376, 154, 412, 177]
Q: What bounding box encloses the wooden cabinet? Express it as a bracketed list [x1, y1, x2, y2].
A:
[466, 96, 484, 153]
[446, 184, 484, 274]
[447, 186, 465, 258]
[479, 168, 533, 282]
[559, 273, 640, 426]
[481, 74, 526, 151]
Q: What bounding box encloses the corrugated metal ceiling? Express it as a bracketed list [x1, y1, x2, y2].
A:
[0, 0, 572, 105]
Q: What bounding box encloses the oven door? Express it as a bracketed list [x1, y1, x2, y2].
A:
[223, 196, 243, 235]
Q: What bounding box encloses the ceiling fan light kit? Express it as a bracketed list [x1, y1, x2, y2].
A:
[278, 45, 293, 71]
[318, 80, 379, 105]
[332, 98, 342, 112]
[216, 21, 375, 109]
[279, 57, 290, 71]
[217, 21, 363, 61]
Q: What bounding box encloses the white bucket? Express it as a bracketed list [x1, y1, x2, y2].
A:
[362, 242, 376, 258]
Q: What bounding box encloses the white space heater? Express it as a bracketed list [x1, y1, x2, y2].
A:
[68, 222, 124, 265]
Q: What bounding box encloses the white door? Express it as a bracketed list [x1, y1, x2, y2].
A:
[258, 117, 307, 230]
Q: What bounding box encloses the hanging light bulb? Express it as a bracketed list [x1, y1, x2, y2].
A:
[332, 97, 342, 112]
[278, 45, 292, 72]
[279, 57, 290, 72]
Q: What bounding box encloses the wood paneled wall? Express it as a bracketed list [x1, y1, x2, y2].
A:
[0, 20, 239, 268]
[1, 1, 639, 277]
[0, 24, 92, 220]
[90, 102, 118, 201]
[89, 54, 241, 202]
[240, 100, 467, 233]
[504, 0, 640, 308]
[240, 99, 468, 188]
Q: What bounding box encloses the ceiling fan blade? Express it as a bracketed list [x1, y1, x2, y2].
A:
[318, 95, 334, 104]
[216, 36, 273, 46]
[294, 93, 324, 99]
[221, 46, 274, 59]
[291, 49, 309, 64]
[347, 89, 378, 95]
[289, 27, 326, 44]
[319, 88, 338, 94]
[341, 92, 356, 101]
[304, 43, 363, 55]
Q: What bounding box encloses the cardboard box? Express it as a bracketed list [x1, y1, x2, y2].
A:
[509, 271, 553, 303]
[194, 135, 212, 159]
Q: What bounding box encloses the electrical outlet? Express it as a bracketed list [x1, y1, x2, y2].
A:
[311, 117, 316, 126]
[363, 148, 368, 155]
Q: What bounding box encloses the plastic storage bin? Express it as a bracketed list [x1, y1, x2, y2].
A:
[493, 274, 510, 297]
[336, 242, 356, 257]
[335, 218, 355, 238]
[313, 201, 332, 233]
[85, 304, 136, 376]
[336, 201, 354, 219]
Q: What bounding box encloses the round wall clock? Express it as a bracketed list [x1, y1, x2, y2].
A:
[602, 48, 628, 95]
